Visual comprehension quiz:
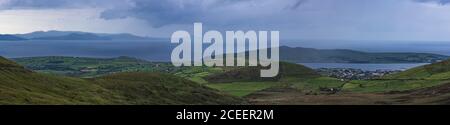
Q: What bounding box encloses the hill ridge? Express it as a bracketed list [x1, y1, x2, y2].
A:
[279, 46, 448, 63]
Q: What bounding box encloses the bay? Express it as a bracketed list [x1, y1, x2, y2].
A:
[0, 40, 174, 61]
[299, 63, 429, 71]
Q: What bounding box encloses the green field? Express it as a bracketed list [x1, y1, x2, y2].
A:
[207, 82, 281, 97]
[291, 77, 345, 93]
[342, 80, 446, 93]
[206, 77, 345, 97]
[13, 56, 181, 78]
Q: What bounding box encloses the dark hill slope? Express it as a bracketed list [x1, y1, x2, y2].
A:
[92, 72, 242, 104]
[0, 57, 241, 105]
[0, 57, 114, 104]
[393, 82, 450, 105]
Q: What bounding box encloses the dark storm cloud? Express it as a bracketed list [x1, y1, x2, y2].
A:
[100, 0, 208, 27]
[99, 0, 305, 27]
[0, 0, 305, 27]
[4, 0, 70, 8]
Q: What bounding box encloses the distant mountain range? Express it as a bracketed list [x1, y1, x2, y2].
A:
[0, 30, 161, 41]
[0, 34, 27, 41]
[31, 33, 113, 40]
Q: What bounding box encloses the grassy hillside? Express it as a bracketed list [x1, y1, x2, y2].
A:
[7, 56, 450, 104]
[204, 60, 450, 97]
[0, 57, 242, 105]
[208, 77, 346, 97]
[91, 72, 242, 105]
[203, 62, 341, 97]
[386, 59, 450, 80]
[204, 62, 320, 83]
[0, 56, 113, 104]
[341, 79, 446, 93]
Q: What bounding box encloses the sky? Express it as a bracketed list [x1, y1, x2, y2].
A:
[1, 0, 450, 41]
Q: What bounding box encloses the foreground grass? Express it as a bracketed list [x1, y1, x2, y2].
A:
[175, 67, 224, 84]
[207, 76, 450, 97]
[206, 77, 345, 97]
[206, 82, 280, 97]
[342, 79, 447, 93]
[1, 56, 243, 105]
[291, 77, 345, 93]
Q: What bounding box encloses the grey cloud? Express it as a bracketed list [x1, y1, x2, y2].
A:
[0, 0, 125, 9]
[1, 0, 92, 9]
[99, 0, 305, 27]
[0, 0, 306, 27]
[413, 0, 450, 5]
[100, 0, 243, 27]
[101, 0, 208, 27]
[4, 0, 71, 8]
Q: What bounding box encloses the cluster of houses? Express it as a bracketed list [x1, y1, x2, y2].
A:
[316, 68, 401, 80]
